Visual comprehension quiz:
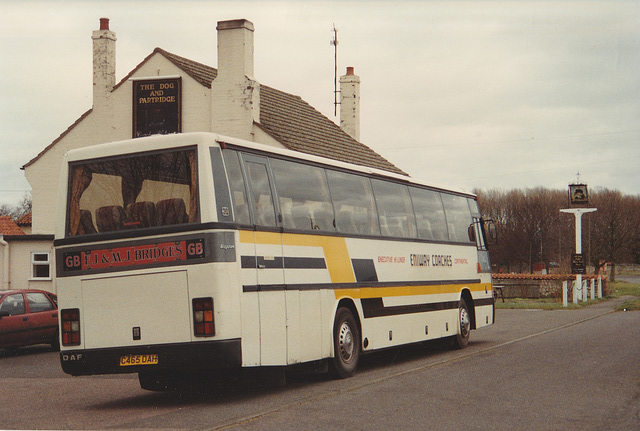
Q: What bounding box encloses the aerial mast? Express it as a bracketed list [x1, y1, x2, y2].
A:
[331, 24, 339, 117]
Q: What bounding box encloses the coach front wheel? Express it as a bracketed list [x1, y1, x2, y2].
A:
[453, 298, 471, 349]
[330, 307, 361, 378]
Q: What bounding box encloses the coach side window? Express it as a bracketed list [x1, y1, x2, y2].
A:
[409, 188, 448, 241]
[441, 193, 474, 243]
[270, 158, 334, 231]
[245, 161, 277, 227]
[371, 179, 416, 238]
[326, 170, 379, 236]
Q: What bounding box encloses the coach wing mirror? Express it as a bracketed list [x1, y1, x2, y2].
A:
[485, 219, 498, 245]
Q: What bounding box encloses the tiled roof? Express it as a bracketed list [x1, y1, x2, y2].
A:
[155, 48, 406, 175]
[16, 212, 32, 226]
[0, 216, 25, 235]
[159, 49, 217, 87]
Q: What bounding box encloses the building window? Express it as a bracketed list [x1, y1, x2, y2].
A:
[31, 252, 51, 280]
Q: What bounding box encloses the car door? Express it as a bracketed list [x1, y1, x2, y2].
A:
[25, 292, 58, 344]
[0, 293, 30, 348]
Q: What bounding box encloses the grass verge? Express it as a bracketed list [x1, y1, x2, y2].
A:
[609, 280, 640, 311]
[496, 297, 584, 310]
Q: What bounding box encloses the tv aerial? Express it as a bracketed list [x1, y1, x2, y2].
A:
[331, 24, 339, 116]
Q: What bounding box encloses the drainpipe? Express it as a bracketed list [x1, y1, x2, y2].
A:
[0, 234, 9, 290]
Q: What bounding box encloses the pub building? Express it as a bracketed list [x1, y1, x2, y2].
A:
[15, 18, 403, 294]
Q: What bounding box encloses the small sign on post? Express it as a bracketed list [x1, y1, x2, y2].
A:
[571, 253, 586, 274]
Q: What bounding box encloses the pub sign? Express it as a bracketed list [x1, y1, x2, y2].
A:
[133, 77, 182, 138]
[569, 184, 589, 207]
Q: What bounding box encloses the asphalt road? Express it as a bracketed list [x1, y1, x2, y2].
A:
[1, 297, 638, 430]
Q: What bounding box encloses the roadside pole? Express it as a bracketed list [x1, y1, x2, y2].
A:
[560, 207, 597, 304]
[560, 181, 597, 307]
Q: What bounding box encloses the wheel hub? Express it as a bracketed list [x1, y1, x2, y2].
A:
[338, 322, 354, 363]
[460, 307, 470, 337]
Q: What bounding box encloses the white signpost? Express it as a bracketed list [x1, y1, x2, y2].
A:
[560, 207, 597, 304]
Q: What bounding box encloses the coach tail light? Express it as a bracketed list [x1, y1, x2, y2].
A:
[61, 308, 81, 346]
[193, 297, 215, 337]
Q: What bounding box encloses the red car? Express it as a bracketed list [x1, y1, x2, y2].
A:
[0, 289, 59, 350]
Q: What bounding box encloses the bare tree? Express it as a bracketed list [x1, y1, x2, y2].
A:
[589, 189, 640, 281]
[0, 203, 14, 217]
[476, 186, 638, 275]
[14, 193, 32, 220]
[0, 192, 32, 221]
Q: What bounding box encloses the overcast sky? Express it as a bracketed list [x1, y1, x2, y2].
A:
[1, 1, 638, 207]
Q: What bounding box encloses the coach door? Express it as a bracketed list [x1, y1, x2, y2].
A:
[241, 154, 287, 365]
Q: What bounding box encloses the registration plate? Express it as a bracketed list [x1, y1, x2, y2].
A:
[119, 354, 159, 367]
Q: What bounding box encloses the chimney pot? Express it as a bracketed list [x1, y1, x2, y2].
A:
[346, 66, 354, 76]
[99, 18, 109, 31]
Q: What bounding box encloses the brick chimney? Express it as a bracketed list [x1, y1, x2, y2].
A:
[339, 66, 360, 141]
[211, 19, 260, 141]
[91, 17, 116, 107]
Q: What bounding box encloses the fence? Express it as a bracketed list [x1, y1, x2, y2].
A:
[492, 273, 606, 307]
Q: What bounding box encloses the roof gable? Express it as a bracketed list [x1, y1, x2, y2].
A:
[23, 109, 93, 169]
[26, 48, 405, 176]
[113, 48, 218, 92]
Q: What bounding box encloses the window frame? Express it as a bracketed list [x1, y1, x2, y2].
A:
[31, 252, 52, 281]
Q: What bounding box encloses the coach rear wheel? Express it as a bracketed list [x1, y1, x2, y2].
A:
[330, 307, 361, 379]
[453, 298, 471, 349]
